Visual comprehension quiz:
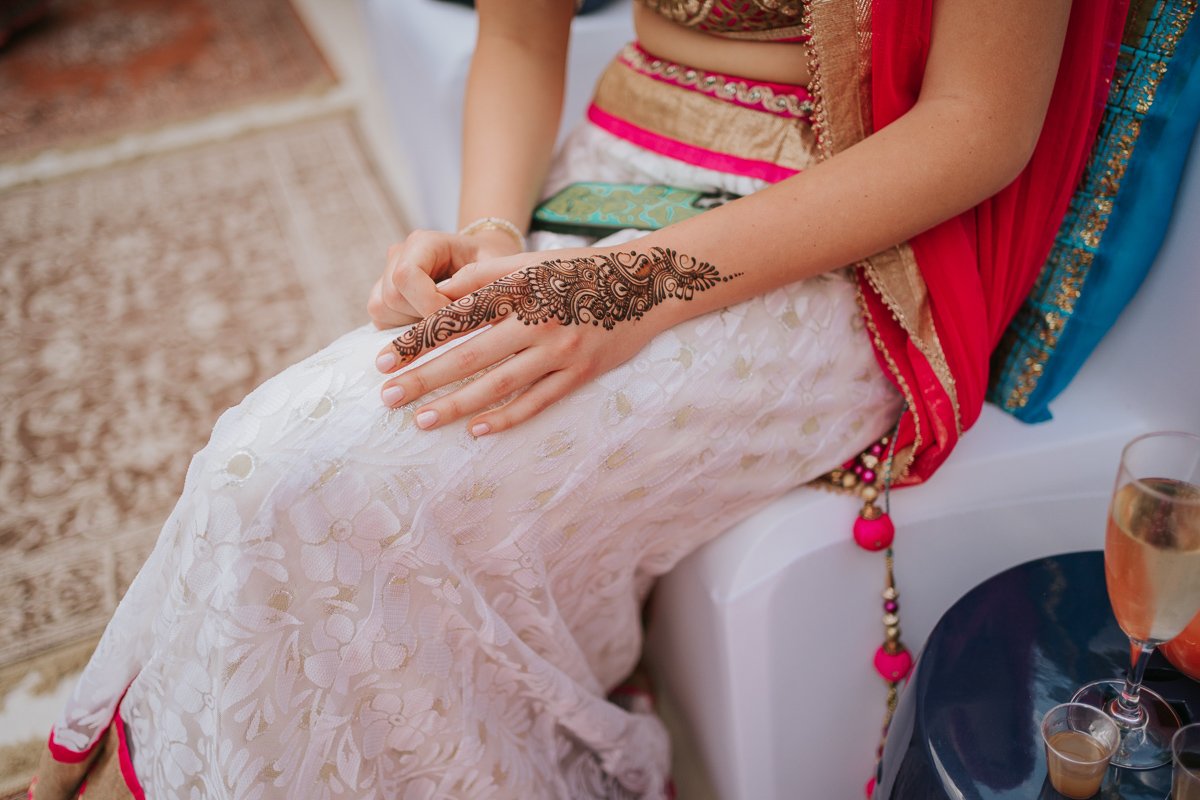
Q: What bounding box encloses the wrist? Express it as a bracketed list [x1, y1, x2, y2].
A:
[463, 228, 525, 261]
[458, 216, 526, 253]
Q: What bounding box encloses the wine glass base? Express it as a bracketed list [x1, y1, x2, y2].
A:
[1071, 680, 1182, 770]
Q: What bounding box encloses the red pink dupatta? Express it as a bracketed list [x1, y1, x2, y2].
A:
[806, 0, 1129, 485]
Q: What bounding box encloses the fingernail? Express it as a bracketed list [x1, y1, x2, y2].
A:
[381, 385, 405, 406]
[470, 422, 491, 437]
[376, 352, 396, 372]
[415, 409, 439, 429]
[436, 278, 452, 291]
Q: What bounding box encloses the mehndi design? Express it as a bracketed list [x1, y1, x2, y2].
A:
[391, 247, 738, 360]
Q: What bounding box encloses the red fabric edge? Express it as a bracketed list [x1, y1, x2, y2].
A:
[46, 727, 99, 764]
[44, 684, 145, 798]
[114, 705, 146, 800]
[864, 0, 1129, 483]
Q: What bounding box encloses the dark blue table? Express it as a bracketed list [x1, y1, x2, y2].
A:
[878, 551, 1200, 799]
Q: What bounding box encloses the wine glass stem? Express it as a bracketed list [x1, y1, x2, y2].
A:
[1111, 640, 1155, 728]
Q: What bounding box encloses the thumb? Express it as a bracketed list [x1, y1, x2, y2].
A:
[438, 256, 519, 300]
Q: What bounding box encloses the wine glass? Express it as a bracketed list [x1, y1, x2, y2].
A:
[1072, 430, 1200, 770]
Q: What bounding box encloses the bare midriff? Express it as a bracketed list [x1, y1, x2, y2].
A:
[632, 3, 812, 86]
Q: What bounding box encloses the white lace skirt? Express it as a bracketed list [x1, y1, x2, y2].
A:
[45, 119, 900, 799]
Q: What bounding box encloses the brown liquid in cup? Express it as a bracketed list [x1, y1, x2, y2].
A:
[1046, 730, 1110, 799]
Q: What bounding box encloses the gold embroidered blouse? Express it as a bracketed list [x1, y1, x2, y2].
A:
[639, 0, 807, 41]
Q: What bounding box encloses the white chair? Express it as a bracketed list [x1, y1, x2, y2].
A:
[360, 0, 635, 231]
[644, 130, 1200, 798]
[360, 8, 1200, 796]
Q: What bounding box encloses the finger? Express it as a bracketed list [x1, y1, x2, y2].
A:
[467, 369, 579, 436]
[437, 252, 529, 300]
[378, 245, 420, 321]
[408, 349, 554, 430]
[393, 262, 452, 319]
[379, 318, 532, 406]
[383, 232, 455, 319]
[376, 277, 527, 372]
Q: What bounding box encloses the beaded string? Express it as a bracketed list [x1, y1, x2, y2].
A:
[866, 423, 909, 798]
[825, 410, 910, 798]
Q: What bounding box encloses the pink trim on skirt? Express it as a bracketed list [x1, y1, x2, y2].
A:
[586, 104, 800, 184]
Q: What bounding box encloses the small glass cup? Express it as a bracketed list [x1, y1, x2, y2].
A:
[1174, 723, 1200, 800]
[1041, 703, 1121, 799]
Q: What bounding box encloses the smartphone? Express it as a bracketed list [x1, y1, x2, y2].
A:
[531, 182, 740, 237]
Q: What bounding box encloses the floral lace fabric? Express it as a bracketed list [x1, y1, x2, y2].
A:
[46, 122, 900, 798]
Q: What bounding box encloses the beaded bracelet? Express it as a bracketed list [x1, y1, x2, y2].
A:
[458, 216, 527, 252]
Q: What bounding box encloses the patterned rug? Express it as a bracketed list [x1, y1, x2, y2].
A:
[0, 113, 405, 792]
[0, 0, 334, 160]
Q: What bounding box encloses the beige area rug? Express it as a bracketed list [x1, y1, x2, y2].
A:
[0, 112, 405, 792]
[0, 0, 335, 161]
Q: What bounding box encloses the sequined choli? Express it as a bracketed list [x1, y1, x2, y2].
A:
[639, 0, 807, 38]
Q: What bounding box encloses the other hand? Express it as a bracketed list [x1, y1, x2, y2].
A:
[366, 228, 523, 329]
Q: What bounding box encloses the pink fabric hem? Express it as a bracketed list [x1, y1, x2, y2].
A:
[114, 705, 146, 800]
[45, 685, 145, 799]
[47, 728, 97, 764]
[586, 104, 799, 184]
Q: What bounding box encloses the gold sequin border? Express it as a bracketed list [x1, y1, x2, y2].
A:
[994, 0, 1196, 412]
[619, 44, 815, 120]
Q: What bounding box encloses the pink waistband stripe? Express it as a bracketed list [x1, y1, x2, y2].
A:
[587, 104, 800, 184]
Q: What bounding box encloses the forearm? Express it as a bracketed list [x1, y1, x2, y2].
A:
[640, 0, 1071, 331]
[640, 98, 1027, 326]
[458, 1, 573, 232]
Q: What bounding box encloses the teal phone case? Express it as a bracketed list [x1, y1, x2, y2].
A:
[531, 182, 739, 236]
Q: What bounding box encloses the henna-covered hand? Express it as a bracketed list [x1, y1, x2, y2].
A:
[389, 247, 737, 360]
[375, 246, 739, 435]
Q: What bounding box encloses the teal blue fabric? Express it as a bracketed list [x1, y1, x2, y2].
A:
[988, 2, 1200, 422]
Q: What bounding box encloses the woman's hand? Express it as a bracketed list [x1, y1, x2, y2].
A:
[373, 246, 738, 435]
[367, 229, 524, 329]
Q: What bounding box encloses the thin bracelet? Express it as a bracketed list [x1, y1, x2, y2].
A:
[458, 217, 527, 251]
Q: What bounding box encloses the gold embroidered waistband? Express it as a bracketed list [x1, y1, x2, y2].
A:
[618, 44, 815, 120]
[590, 54, 818, 179]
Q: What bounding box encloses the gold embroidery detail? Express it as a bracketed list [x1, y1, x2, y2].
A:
[538, 431, 574, 458]
[855, 280, 919, 483]
[860, 245, 961, 435]
[708, 24, 810, 41]
[800, 0, 831, 158]
[640, 0, 803, 28]
[593, 62, 817, 174]
[605, 445, 634, 470]
[804, 0, 961, 449]
[673, 405, 695, 428]
[641, 0, 719, 25]
[615, 392, 633, 417]
[464, 482, 497, 502]
[999, 0, 1196, 411]
[621, 44, 814, 119]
